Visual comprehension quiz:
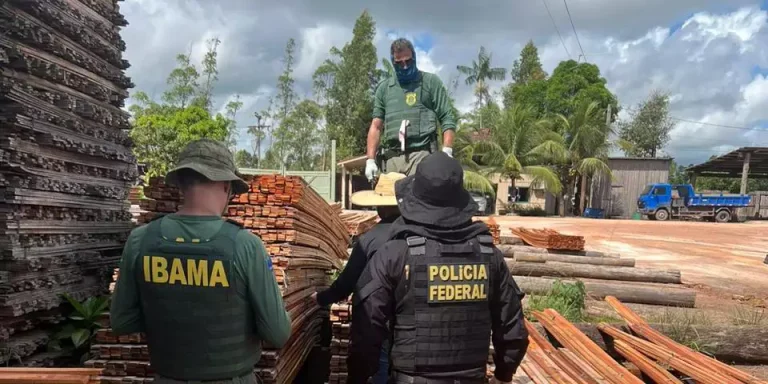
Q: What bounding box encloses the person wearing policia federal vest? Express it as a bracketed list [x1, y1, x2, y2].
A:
[347, 152, 529, 384]
[110, 139, 291, 384]
[312, 172, 406, 384]
[365, 38, 457, 181]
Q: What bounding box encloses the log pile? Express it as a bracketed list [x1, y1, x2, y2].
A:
[473, 216, 500, 244]
[0, 0, 135, 366]
[339, 210, 378, 237]
[87, 174, 348, 384]
[517, 297, 768, 384]
[511, 227, 585, 251]
[328, 303, 351, 384]
[501, 243, 695, 308]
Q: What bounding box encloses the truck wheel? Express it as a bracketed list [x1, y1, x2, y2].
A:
[715, 210, 731, 223]
[654, 209, 669, 221]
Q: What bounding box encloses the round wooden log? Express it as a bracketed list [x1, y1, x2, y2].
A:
[498, 244, 547, 255]
[507, 260, 682, 284]
[555, 250, 622, 258]
[512, 276, 695, 307]
[529, 323, 768, 365]
[499, 235, 523, 245]
[514, 252, 636, 267]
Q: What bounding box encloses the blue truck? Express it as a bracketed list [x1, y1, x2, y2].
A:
[637, 183, 751, 222]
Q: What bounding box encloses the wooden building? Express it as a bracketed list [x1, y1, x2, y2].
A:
[590, 157, 672, 218]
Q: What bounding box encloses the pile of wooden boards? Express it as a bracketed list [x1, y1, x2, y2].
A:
[0, 0, 135, 367]
[511, 227, 585, 251]
[517, 297, 767, 384]
[136, 177, 181, 225]
[87, 174, 349, 384]
[328, 303, 351, 384]
[338, 210, 379, 237]
[473, 216, 501, 244]
[501, 244, 696, 308]
[0, 367, 104, 383]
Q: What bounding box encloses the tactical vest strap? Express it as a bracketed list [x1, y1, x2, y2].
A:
[405, 236, 426, 256]
[476, 235, 494, 255]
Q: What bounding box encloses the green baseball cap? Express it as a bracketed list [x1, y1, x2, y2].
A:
[165, 138, 249, 195]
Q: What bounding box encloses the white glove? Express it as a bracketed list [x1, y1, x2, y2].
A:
[442, 146, 453, 157]
[365, 159, 379, 181]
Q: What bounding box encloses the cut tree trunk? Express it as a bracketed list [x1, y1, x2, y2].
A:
[513, 252, 635, 267]
[513, 276, 695, 307]
[507, 261, 682, 284]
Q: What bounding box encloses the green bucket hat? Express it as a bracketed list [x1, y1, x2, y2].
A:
[165, 139, 250, 195]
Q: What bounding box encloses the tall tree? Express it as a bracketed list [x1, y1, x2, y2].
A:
[510, 40, 547, 85]
[194, 37, 221, 111]
[234, 149, 258, 168]
[162, 53, 199, 108]
[271, 38, 299, 167]
[503, 40, 548, 109]
[457, 46, 506, 109]
[618, 90, 675, 157]
[282, 100, 324, 170]
[315, 11, 379, 159]
[224, 95, 243, 150]
[544, 60, 619, 120]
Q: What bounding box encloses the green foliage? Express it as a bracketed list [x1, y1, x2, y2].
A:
[129, 40, 240, 179]
[48, 294, 110, 364]
[234, 149, 258, 168]
[618, 90, 675, 157]
[526, 280, 587, 323]
[457, 46, 506, 109]
[315, 11, 379, 160]
[279, 100, 325, 170]
[510, 40, 547, 85]
[510, 203, 548, 216]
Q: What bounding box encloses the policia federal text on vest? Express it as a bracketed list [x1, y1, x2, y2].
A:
[137, 217, 259, 381]
[389, 235, 494, 380]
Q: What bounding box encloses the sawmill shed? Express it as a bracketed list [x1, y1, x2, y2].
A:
[589, 157, 672, 219]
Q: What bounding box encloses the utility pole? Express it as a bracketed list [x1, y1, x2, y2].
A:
[251, 113, 269, 168]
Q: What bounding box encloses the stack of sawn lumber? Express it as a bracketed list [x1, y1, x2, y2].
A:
[0, 367, 104, 383]
[328, 303, 351, 384]
[518, 297, 768, 384]
[339, 210, 378, 237]
[227, 174, 349, 384]
[500, 240, 696, 308]
[472, 216, 501, 244]
[511, 227, 585, 251]
[0, 0, 136, 367]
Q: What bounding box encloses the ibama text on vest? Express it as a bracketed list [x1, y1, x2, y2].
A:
[142, 256, 230, 287]
[427, 263, 488, 303]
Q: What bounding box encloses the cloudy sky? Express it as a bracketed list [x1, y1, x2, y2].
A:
[119, 0, 768, 166]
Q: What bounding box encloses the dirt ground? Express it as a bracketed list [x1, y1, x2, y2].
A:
[492, 216, 768, 303]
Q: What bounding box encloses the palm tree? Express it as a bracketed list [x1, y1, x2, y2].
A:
[457, 46, 506, 110]
[530, 101, 613, 216]
[458, 106, 562, 212]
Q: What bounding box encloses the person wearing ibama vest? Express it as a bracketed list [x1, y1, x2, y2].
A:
[347, 152, 529, 384]
[365, 37, 458, 182]
[312, 172, 406, 384]
[110, 139, 292, 384]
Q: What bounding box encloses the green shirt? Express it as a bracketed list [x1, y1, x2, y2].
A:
[110, 214, 292, 350]
[373, 72, 457, 131]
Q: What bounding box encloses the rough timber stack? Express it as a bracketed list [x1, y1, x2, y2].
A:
[0, 0, 135, 367]
[87, 174, 349, 384]
[328, 303, 351, 384]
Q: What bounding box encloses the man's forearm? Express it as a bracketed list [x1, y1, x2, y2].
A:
[367, 119, 383, 159]
[442, 129, 455, 148]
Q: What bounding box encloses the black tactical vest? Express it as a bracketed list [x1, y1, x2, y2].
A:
[136, 217, 259, 381]
[390, 235, 495, 378]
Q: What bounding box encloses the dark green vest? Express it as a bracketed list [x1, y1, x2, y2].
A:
[381, 72, 438, 152]
[136, 217, 259, 381]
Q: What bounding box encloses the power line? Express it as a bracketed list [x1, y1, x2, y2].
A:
[541, 0, 571, 59]
[622, 105, 762, 132]
[562, 0, 587, 62]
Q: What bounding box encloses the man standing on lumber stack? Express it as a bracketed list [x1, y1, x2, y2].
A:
[110, 139, 292, 384]
[365, 38, 457, 181]
[313, 172, 406, 384]
[348, 152, 529, 384]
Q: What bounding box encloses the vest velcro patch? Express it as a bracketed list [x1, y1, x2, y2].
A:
[142, 255, 231, 288]
[426, 262, 489, 303]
